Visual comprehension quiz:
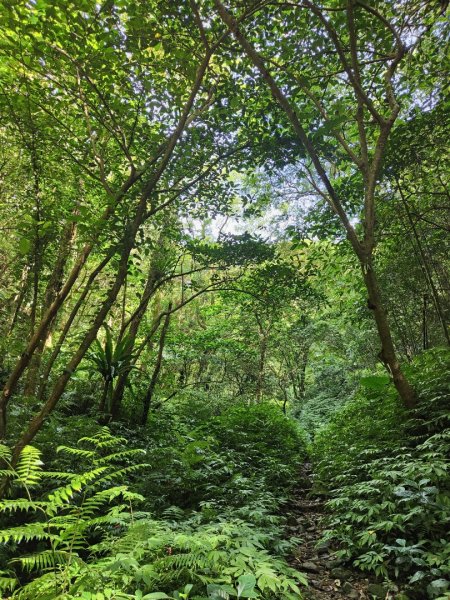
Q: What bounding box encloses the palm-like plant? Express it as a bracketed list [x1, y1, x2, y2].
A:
[87, 325, 136, 414]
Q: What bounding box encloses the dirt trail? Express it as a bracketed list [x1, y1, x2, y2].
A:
[285, 464, 376, 600]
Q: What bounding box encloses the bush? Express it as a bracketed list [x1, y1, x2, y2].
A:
[0, 429, 147, 598]
[0, 428, 307, 600]
[132, 402, 307, 512]
[71, 513, 307, 600]
[311, 349, 450, 599]
[204, 403, 308, 490]
[312, 382, 407, 486]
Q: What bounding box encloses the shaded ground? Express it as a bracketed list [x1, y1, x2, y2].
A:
[285, 464, 387, 600]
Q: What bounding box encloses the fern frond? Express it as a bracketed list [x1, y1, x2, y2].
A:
[0, 570, 18, 594]
[15, 446, 43, 488]
[120, 490, 145, 503]
[94, 448, 146, 465]
[39, 471, 77, 482]
[93, 463, 150, 487]
[77, 486, 130, 518]
[56, 446, 95, 459]
[0, 524, 57, 544]
[47, 466, 109, 508]
[11, 550, 85, 573]
[85, 508, 131, 528]
[79, 428, 126, 450]
[0, 499, 48, 513]
[0, 444, 12, 462]
[0, 469, 16, 476]
[13, 570, 64, 600]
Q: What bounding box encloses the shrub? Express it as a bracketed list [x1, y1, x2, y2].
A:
[311, 349, 450, 599]
[133, 402, 307, 512]
[204, 403, 308, 490]
[312, 382, 407, 486]
[71, 514, 307, 600]
[0, 428, 307, 599]
[0, 429, 147, 598]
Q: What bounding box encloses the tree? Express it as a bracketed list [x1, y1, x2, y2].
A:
[211, 0, 447, 408]
[0, 1, 233, 448]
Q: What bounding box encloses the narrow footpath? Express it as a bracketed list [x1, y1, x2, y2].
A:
[286, 464, 390, 600]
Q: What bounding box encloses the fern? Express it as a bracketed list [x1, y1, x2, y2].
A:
[0, 523, 56, 544]
[0, 444, 12, 462]
[0, 428, 147, 599]
[11, 550, 85, 573]
[0, 499, 48, 513]
[15, 446, 44, 488]
[0, 569, 18, 594]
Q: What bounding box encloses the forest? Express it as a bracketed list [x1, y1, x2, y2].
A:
[0, 1, 449, 599]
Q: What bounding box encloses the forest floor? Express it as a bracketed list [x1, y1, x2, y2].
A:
[286, 464, 389, 600]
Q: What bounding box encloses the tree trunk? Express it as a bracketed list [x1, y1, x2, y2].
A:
[297, 346, 308, 401]
[36, 248, 115, 403]
[0, 173, 138, 439]
[110, 258, 165, 419]
[7, 265, 30, 335]
[214, 0, 416, 410]
[363, 261, 416, 409]
[398, 185, 450, 346]
[8, 202, 144, 463]
[0, 243, 94, 438]
[256, 329, 267, 403]
[98, 379, 110, 413]
[423, 293, 429, 351]
[141, 305, 172, 425]
[282, 388, 289, 415]
[24, 217, 78, 397]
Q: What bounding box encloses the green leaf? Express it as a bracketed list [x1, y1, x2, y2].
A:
[360, 375, 390, 390]
[18, 237, 31, 255]
[237, 574, 257, 599]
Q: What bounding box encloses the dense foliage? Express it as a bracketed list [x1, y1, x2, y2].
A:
[313, 350, 450, 598]
[0, 406, 307, 599]
[0, 0, 448, 599]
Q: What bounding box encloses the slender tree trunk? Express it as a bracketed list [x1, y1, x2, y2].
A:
[297, 346, 309, 401]
[0, 174, 138, 439]
[27, 115, 43, 351]
[391, 308, 414, 361]
[8, 266, 30, 335]
[0, 244, 92, 437]
[8, 204, 144, 463]
[141, 305, 172, 425]
[36, 248, 115, 402]
[24, 218, 78, 397]
[256, 328, 267, 403]
[397, 184, 450, 345]
[282, 388, 289, 415]
[98, 379, 110, 413]
[110, 259, 165, 419]
[423, 294, 429, 351]
[363, 261, 416, 409]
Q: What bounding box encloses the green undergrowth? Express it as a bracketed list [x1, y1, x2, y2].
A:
[312, 348, 450, 599]
[0, 403, 308, 599]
